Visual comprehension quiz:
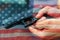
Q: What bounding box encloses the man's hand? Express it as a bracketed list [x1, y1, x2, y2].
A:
[28, 6, 60, 40]
[28, 18, 60, 40]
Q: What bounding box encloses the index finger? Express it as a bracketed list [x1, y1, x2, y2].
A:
[35, 6, 50, 18]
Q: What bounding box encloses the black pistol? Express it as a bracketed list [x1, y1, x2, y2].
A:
[5, 12, 53, 29]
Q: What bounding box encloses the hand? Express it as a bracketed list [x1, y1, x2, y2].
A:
[28, 17, 60, 40]
[35, 6, 60, 19]
[28, 6, 60, 40]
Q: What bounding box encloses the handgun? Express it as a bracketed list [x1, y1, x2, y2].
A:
[0, 0, 53, 29]
[5, 8, 53, 29]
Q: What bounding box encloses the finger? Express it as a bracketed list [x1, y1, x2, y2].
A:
[35, 19, 60, 30]
[36, 16, 46, 23]
[38, 16, 46, 21]
[35, 11, 44, 18]
[28, 26, 60, 39]
[29, 26, 60, 39]
[35, 6, 50, 18]
[35, 17, 46, 29]
[28, 26, 41, 36]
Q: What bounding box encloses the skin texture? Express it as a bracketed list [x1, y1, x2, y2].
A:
[57, 0, 60, 9]
[28, 0, 60, 40]
[36, 6, 60, 18]
[28, 6, 60, 40]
